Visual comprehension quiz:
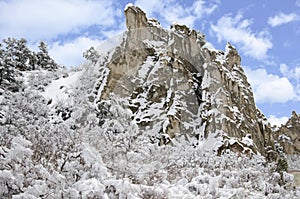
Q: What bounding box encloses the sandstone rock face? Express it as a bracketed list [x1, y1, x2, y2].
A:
[125, 6, 148, 30]
[275, 111, 300, 154]
[202, 44, 274, 155]
[92, 5, 275, 155]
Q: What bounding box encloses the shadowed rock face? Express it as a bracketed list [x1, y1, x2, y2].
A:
[94, 5, 276, 155]
[275, 111, 300, 155]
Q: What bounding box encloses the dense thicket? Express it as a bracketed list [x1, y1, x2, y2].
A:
[0, 38, 58, 91]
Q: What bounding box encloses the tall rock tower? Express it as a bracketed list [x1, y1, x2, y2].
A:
[91, 5, 275, 155]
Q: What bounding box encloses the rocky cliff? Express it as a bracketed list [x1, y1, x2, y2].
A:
[90, 5, 278, 156]
[274, 111, 300, 155]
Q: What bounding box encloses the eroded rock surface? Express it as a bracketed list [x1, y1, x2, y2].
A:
[275, 111, 300, 154]
[91, 5, 276, 155]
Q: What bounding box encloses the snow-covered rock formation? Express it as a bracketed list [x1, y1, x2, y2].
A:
[89, 5, 275, 156]
[275, 111, 300, 154]
[1, 4, 300, 198]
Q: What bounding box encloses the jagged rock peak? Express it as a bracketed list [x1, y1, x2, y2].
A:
[291, 111, 299, 119]
[170, 23, 206, 45]
[287, 111, 300, 126]
[124, 4, 205, 45]
[170, 23, 196, 37]
[90, 4, 277, 156]
[124, 3, 154, 30]
[275, 111, 300, 154]
[225, 42, 241, 69]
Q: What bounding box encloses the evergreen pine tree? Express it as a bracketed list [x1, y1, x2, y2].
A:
[3, 37, 17, 61]
[14, 38, 32, 71]
[37, 41, 58, 70]
[28, 51, 38, 70]
[2, 38, 19, 88]
[2, 38, 37, 72]
[0, 43, 4, 85]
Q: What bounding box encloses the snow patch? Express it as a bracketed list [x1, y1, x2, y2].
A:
[95, 34, 124, 57]
[241, 135, 254, 146]
[143, 39, 165, 49]
[42, 70, 83, 104]
[124, 3, 134, 11]
[137, 56, 154, 79]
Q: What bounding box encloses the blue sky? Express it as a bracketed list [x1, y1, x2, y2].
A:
[0, 0, 299, 126]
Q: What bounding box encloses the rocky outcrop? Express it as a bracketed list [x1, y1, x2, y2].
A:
[125, 5, 148, 30]
[202, 43, 274, 155]
[225, 43, 241, 69]
[275, 111, 300, 154]
[92, 4, 276, 155]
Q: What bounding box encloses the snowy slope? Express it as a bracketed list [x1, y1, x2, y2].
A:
[42, 70, 83, 104]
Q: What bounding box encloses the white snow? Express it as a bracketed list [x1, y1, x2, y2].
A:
[241, 135, 254, 146]
[143, 39, 165, 49]
[278, 134, 291, 142]
[95, 67, 110, 102]
[124, 3, 134, 11]
[225, 42, 236, 56]
[0, 95, 4, 104]
[42, 70, 82, 104]
[147, 18, 162, 28]
[95, 34, 124, 57]
[137, 56, 154, 79]
[215, 51, 226, 64]
[198, 133, 223, 152]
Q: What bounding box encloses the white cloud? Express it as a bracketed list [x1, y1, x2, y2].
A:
[134, 0, 218, 28]
[134, 0, 166, 17]
[211, 14, 272, 60]
[0, 0, 119, 41]
[280, 63, 289, 75]
[296, 84, 300, 100]
[49, 37, 103, 67]
[280, 63, 300, 82]
[203, 41, 216, 50]
[283, 41, 291, 47]
[280, 63, 300, 100]
[268, 115, 289, 127]
[165, 0, 218, 27]
[245, 68, 296, 103]
[268, 12, 299, 27]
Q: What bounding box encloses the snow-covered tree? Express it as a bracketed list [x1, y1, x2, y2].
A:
[14, 38, 33, 71]
[83, 46, 99, 64]
[1, 38, 19, 89]
[37, 41, 58, 70]
[28, 51, 38, 70]
[0, 43, 4, 85]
